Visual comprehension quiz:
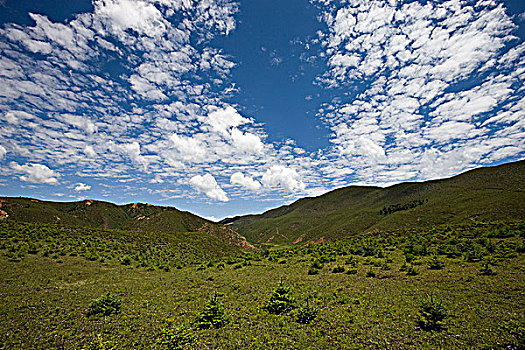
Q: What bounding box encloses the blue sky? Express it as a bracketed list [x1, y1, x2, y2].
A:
[0, 0, 524, 221]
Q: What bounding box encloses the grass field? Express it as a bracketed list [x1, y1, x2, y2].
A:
[1, 220, 523, 349]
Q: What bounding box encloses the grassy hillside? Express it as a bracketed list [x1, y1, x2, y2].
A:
[0, 221, 242, 269]
[225, 160, 525, 244]
[1, 220, 523, 349]
[0, 197, 253, 249]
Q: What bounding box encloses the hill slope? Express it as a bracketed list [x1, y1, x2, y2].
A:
[0, 198, 253, 249]
[223, 160, 525, 244]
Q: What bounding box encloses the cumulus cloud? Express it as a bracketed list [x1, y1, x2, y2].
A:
[230, 129, 264, 154]
[0, 145, 6, 160]
[204, 106, 250, 136]
[189, 173, 229, 202]
[74, 183, 91, 191]
[230, 172, 261, 191]
[94, 0, 167, 37]
[261, 165, 306, 192]
[169, 134, 207, 163]
[10, 162, 60, 184]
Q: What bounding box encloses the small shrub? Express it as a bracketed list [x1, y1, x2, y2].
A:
[307, 267, 320, 275]
[194, 293, 229, 329]
[366, 267, 376, 278]
[264, 279, 296, 314]
[158, 323, 197, 350]
[428, 255, 445, 270]
[311, 259, 324, 269]
[120, 256, 131, 266]
[345, 268, 358, 275]
[417, 294, 448, 330]
[406, 265, 419, 276]
[86, 292, 122, 317]
[479, 260, 496, 276]
[332, 265, 345, 273]
[296, 298, 318, 324]
[345, 256, 358, 267]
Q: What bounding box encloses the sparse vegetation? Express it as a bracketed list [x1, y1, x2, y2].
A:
[86, 292, 122, 317]
[417, 294, 448, 330]
[263, 279, 297, 314]
[157, 323, 197, 350]
[0, 219, 523, 348]
[194, 293, 229, 329]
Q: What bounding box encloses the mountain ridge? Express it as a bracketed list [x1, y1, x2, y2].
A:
[222, 160, 525, 244]
[0, 197, 254, 249]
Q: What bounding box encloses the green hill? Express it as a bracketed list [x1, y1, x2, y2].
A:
[0, 197, 253, 249]
[223, 160, 525, 244]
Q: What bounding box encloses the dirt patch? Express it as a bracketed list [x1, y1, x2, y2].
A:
[292, 234, 305, 244]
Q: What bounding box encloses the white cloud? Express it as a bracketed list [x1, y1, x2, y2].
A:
[10, 162, 60, 184]
[230, 172, 261, 191]
[204, 106, 250, 136]
[230, 129, 264, 154]
[94, 0, 167, 37]
[311, 0, 524, 184]
[189, 173, 229, 202]
[83, 145, 97, 157]
[261, 165, 305, 192]
[110, 142, 151, 171]
[74, 183, 91, 191]
[0, 145, 6, 160]
[58, 114, 98, 134]
[168, 133, 207, 163]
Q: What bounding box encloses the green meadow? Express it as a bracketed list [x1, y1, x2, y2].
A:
[1, 220, 523, 349]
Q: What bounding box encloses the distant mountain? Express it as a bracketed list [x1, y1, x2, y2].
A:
[0, 198, 253, 249]
[222, 160, 525, 245]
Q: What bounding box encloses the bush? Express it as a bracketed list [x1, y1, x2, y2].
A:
[120, 256, 131, 265]
[307, 267, 320, 275]
[428, 255, 445, 270]
[345, 256, 358, 267]
[194, 293, 229, 329]
[158, 323, 197, 350]
[366, 267, 376, 278]
[332, 265, 345, 273]
[345, 268, 358, 275]
[86, 292, 122, 317]
[296, 298, 318, 324]
[417, 294, 448, 330]
[406, 265, 419, 276]
[264, 279, 296, 314]
[311, 259, 324, 269]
